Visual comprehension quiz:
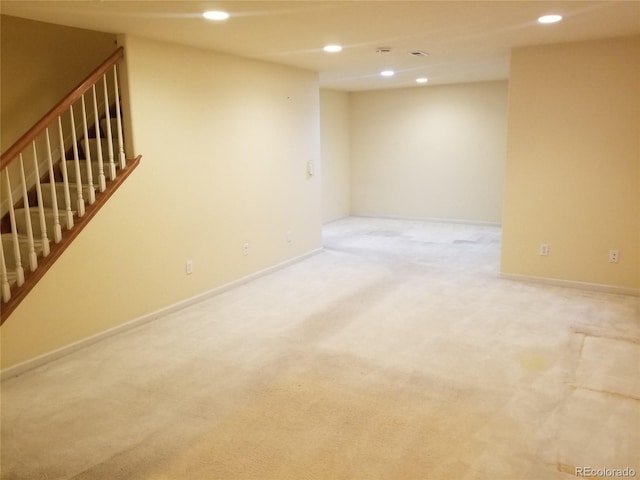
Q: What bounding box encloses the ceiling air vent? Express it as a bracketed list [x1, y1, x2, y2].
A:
[409, 50, 429, 57]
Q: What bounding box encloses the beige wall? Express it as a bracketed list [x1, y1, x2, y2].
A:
[320, 89, 350, 223]
[1, 34, 322, 368]
[0, 15, 116, 151]
[501, 36, 640, 291]
[350, 81, 508, 223]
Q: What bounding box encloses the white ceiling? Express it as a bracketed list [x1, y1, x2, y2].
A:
[2, 1, 639, 91]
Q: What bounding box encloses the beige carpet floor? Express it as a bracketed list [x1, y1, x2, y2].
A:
[1, 216, 639, 479]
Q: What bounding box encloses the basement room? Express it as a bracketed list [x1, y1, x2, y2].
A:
[1, 2, 639, 479]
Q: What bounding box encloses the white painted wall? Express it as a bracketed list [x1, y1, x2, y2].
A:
[501, 36, 640, 290]
[320, 89, 350, 223]
[2, 34, 323, 368]
[350, 81, 508, 224]
[0, 15, 116, 150]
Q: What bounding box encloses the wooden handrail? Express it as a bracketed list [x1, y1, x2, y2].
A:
[0, 47, 124, 170]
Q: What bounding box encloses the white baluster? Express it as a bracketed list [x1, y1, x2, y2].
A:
[57, 116, 75, 229]
[81, 94, 96, 204]
[0, 237, 11, 302]
[69, 105, 85, 217]
[4, 170, 25, 287]
[32, 142, 50, 257]
[19, 154, 38, 272]
[113, 64, 126, 170]
[103, 75, 116, 180]
[45, 128, 62, 243]
[92, 84, 106, 192]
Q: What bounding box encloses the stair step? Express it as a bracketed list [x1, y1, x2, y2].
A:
[100, 117, 120, 136]
[1, 233, 45, 271]
[14, 208, 75, 237]
[80, 138, 121, 164]
[40, 183, 95, 210]
[62, 160, 117, 184]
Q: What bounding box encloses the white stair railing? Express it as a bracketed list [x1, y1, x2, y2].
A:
[92, 84, 107, 192]
[102, 75, 117, 181]
[45, 128, 63, 244]
[57, 116, 75, 230]
[18, 154, 38, 272]
[0, 47, 134, 322]
[113, 65, 127, 170]
[81, 95, 96, 204]
[3, 169, 25, 288]
[0, 236, 12, 303]
[31, 142, 51, 258]
[69, 105, 86, 218]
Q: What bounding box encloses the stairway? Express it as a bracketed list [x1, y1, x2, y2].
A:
[2, 118, 121, 282]
[0, 47, 142, 323]
[1, 147, 141, 324]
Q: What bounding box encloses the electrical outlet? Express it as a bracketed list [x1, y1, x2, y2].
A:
[539, 244, 549, 256]
[186, 260, 193, 275]
[609, 249, 619, 263]
[242, 243, 249, 256]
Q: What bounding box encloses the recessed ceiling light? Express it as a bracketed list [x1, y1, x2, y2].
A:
[416, 78, 428, 84]
[381, 70, 395, 77]
[203, 10, 229, 21]
[538, 14, 562, 24]
[323, 45, 343, 53]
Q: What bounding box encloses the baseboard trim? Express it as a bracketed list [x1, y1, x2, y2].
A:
[1, 248, 323, 380]
[352, 213, 501, 228]
[499, 272, 640, 297]
[322, 215, 350, 226]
